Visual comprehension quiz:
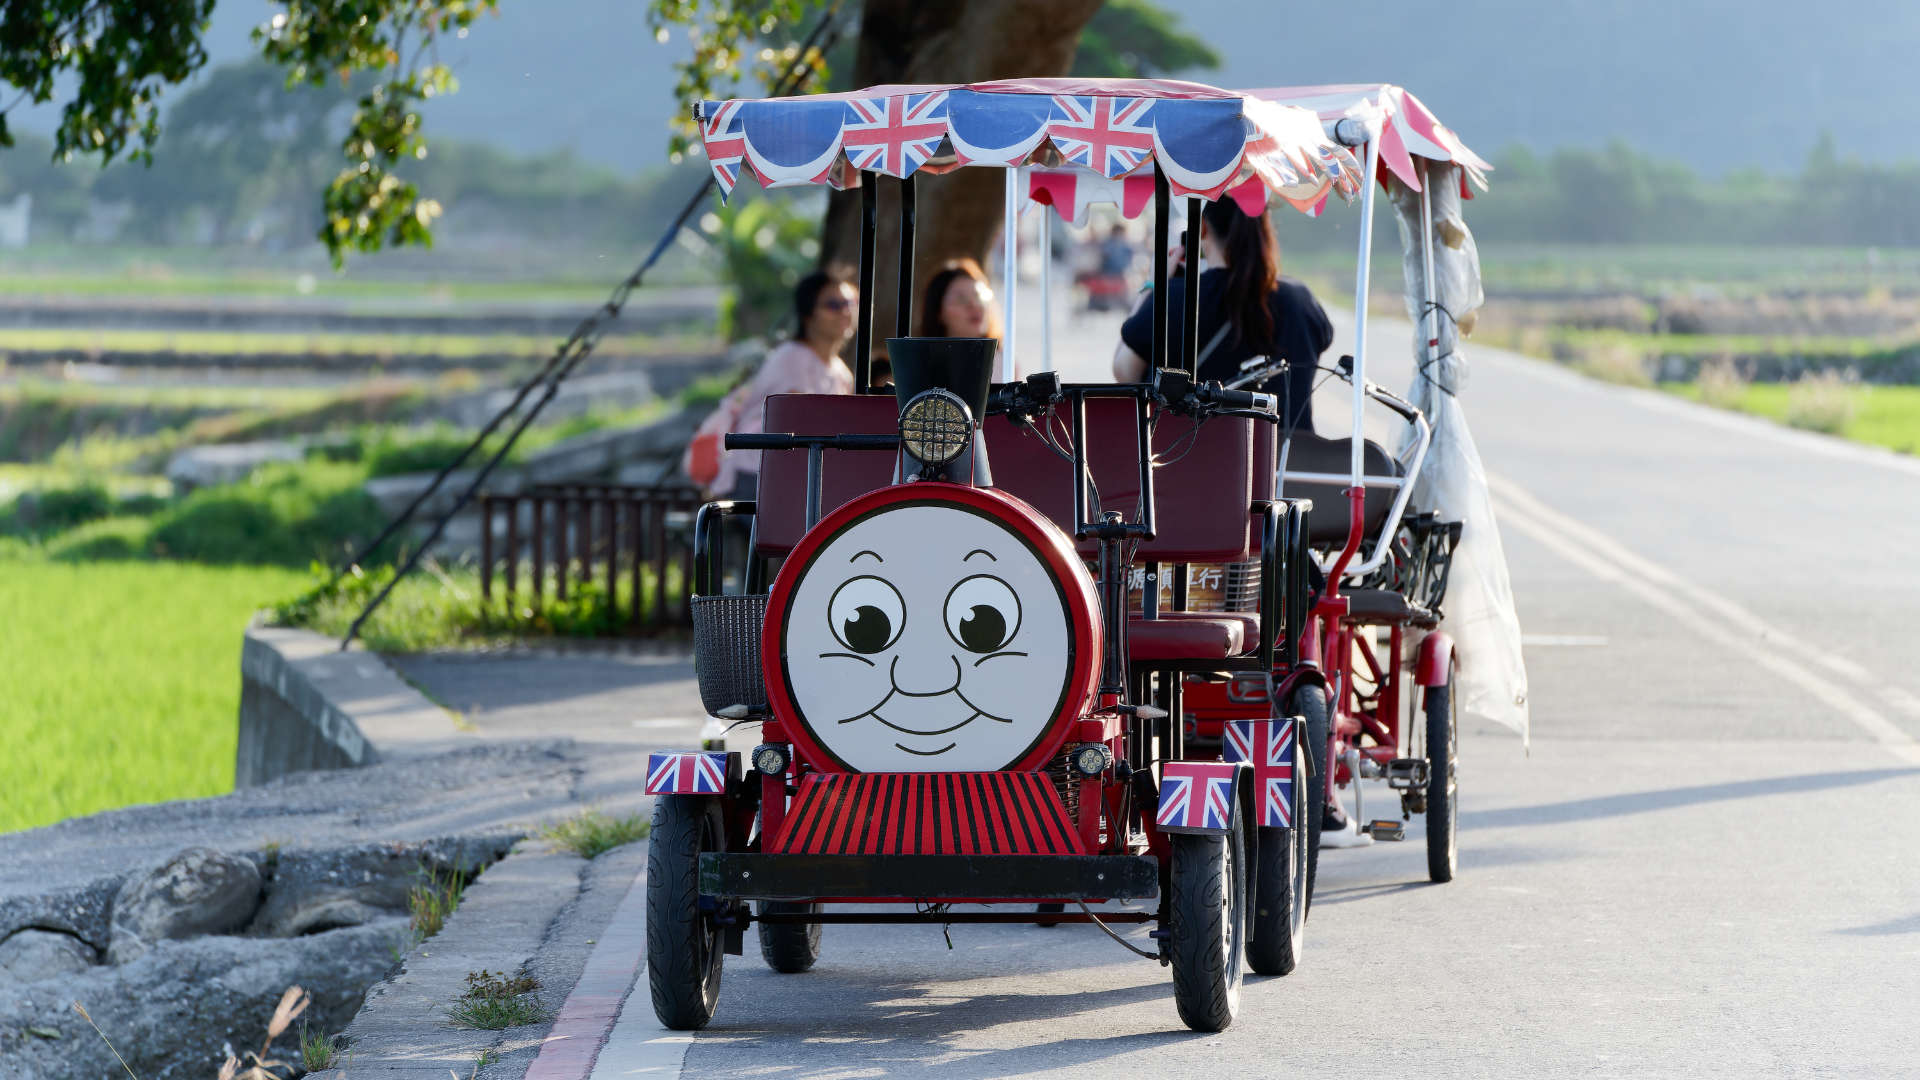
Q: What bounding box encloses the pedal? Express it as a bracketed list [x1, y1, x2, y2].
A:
[1385, 757, 1430, 790]
[1363, 819, 1406, 841]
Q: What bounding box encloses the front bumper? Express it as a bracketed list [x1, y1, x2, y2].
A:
[700, 853, 1160, 901]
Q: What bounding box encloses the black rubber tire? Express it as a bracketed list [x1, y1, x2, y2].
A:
[646, 795, 726, 1029]
[1168, 800, 1246, 1032]
[755, 901, 823, 972]
[1289, 684, 1332, 917]
[1425, 673, 1458, 884]
[1033, 901, 1067, 928]
[1243, 727, 1308, 976]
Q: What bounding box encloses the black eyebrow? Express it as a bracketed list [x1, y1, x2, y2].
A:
[963, 549, 996, 562]
[850, 550, 883, 564]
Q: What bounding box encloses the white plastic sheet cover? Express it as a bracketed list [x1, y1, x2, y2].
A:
[1390, 164, 1530, 743]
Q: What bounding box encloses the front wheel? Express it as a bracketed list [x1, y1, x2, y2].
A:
[1244, 726, 1308, 975]
[1288, 684, 1332, 916]
[1424, 673, 1458, 883]
[1168, 800, 1247, 1032]
[647, 795, 727, 1029]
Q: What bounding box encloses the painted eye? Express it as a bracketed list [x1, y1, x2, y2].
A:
[944, 575, 1021, 654]
[828, 576, 904, 654]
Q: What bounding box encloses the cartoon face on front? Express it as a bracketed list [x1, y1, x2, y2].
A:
[781, 503, 1074, 772]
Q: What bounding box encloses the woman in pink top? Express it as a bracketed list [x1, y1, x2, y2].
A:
[685, 269, 858, 500]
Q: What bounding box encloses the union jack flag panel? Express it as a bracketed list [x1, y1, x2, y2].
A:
[701, 100, 747, 196]
[843, 92, 949, 178]
[1157, 762, 1238, 834]
[1224, 719, 1298, 829]
[1048, 96, 1156, 179]
[645, 751, 729, 796]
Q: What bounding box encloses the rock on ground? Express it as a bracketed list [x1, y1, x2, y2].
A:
[108, 847, 262, 964]
[0, 929, 96, 982]
[0, 918, 406, 1080]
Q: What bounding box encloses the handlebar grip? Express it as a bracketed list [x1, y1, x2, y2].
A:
[724, 433, 794, 450]
[1365, 384, 1422, 424]
[1200, 386, 1277, 415]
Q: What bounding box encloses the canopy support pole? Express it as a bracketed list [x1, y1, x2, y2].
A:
[855, 173, 877, 394]
[1350, 138, 1381, 487]
[1039, 202, 1053, 372]
[1183, 196, 1202, 376]
[1418, 158, 1437, 380]
[1151, 168, 1170, 374]
[897, 174, 916, 339]
[1001, 168, 1019, 382]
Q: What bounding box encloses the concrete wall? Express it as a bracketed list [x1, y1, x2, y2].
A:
[237, 627, 468, 787]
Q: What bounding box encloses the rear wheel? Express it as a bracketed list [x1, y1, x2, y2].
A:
[1244, 723, 1308, 975]
[1288, 684, 1332, 916]
[647, 795, 726, 1029]
[1168, 799, 1246, 1032]
[755, 901, 823, 972]
[1425, 673, 1458, 883]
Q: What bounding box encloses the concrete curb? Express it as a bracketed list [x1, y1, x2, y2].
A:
[236, 625, 470, 787]
[307, 842, 591, 1080]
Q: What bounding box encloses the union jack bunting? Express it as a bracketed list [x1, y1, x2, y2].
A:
[843, 91, 948, 178]
[645, 751, 729, 796]
[1224, 719, 1297, 829]
[701, 100, 747, 195]
[1048, 96, 1156, 178]
[1157, 762, 1237, 834]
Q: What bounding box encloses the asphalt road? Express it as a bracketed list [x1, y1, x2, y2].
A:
[557, 302, 1920, 1079]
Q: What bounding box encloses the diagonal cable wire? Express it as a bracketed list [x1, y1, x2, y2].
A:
[337, 5, 846, 649]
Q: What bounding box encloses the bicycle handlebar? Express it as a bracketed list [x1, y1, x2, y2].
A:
[725, 432, 900, 452]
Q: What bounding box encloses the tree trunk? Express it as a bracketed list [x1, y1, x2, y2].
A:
[820, 0, 1104, 353]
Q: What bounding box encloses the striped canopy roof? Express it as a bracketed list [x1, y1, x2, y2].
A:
[1239, 84, 1491, 195]
[697, 78, 1362, 213]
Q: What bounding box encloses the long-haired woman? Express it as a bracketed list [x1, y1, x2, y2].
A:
[1112, 198, 1330, 432]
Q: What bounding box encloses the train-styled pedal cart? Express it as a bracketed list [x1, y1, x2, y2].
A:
[647, 78, 1362, 1033]
[1179, 84, 1498, 891]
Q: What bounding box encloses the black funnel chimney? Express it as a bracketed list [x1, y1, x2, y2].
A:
[885, 336, 997, 486]
[886, 337, 996, 420]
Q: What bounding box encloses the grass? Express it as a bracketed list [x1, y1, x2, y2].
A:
[448, 970, 549, 1030]
[0, 557, 309, 832]
[274, 561, 683, 652]
[539, 808, 649, 858]
[1661, 379, 1920, 452]
[408, 863, 470, 941]
[299, 1026, 342, 1072]
[1569, 341, 1653, 387]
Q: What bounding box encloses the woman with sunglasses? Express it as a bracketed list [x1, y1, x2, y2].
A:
[684, 269, 858, 502]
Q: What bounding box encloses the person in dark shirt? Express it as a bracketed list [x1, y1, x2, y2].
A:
[1112, 197, 1332, 432]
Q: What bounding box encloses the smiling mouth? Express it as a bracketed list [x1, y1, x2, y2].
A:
[839, 682, 1012, 756]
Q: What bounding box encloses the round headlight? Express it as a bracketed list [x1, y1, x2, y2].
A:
[751, 743, 791, 777]
[900, 389, 972, 467]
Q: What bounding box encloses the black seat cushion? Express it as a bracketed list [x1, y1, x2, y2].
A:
[1279, 433, 1403, 546]
[1341, 587, 1437, 628]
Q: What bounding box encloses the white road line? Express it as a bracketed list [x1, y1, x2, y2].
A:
[1522, 634, 1610, 647]
[1489, 474, 1920, 765]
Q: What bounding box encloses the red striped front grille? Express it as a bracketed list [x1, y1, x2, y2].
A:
[770, 772, 1085, 856]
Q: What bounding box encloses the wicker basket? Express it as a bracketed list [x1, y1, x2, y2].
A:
[691, 593, 769, 716]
